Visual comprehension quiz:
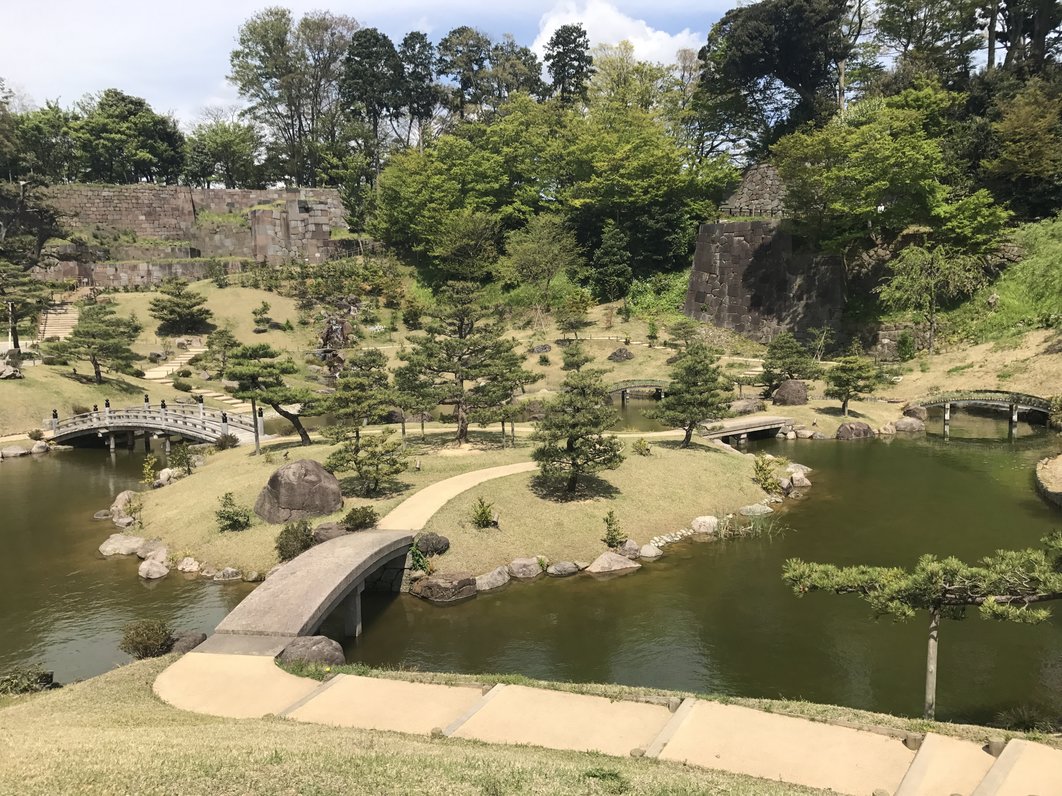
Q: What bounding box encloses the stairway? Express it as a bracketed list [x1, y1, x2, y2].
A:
[36, 301, 79, 342]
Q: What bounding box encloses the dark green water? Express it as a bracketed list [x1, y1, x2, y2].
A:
[0, 449, 253, 683]
[347, 412, 1062, 724]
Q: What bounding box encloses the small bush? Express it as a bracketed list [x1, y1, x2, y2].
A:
[276, 520, 313, 561]
[141, 454, 159, 486]
[1049, 395, 1062, 431]
[171, 378, 193, 392]
[214, 433, 240, 451]
[631, 438, 651, 456]
[0, 664, 55, 695]
[896, 330, 916, 361]
[753, 454, 784, 494]
[601, 510, 626, 548]
[343, 505, 379, 530]
[27, 428, 44, 441]
[216, 492, 252, 532]
[118, 619, 174, 659]
[71, 403, 91, 416]
[538, 353, 551, 366]
[41, 355, 68, 365]
[176, 368, 192, 378]
[410, 544, 431, 573]
[470, 496, 497, 529]
[167, 444, 195, 475]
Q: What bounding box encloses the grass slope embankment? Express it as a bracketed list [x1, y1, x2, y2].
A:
[0, 657, 826, 796]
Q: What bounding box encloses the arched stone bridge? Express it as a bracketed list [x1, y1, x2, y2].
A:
[608, 379, 670, 404]
[911, 390, 1052, 415]
[49, 404, 258, 447]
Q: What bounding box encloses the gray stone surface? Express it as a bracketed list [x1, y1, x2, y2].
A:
[739, 504, 774, 517]
[784, 463, 812, 475]
[93, 509, 112, 520]
[138, 558, 169, 579]
[136, 539, 166, 560]
[618, 539, 641, 560]
[30, 441, 49, 454]
[894, 416, 926, 433]
[277, 635, 345, 667]
[475, 566, 511, 591]
[836, 422, 876, 440]
[253, 459, 343, 523]
[729, 398, 766, 415]
[903, 404, 928, 421]
[1, 445, 28, 458]
[416, 532, 451, 557]
[411, 572, 477, 603]
[640, 544, 663, 560]
[99, 533, 146, 556]
[773, 380, 808, 406]
[110, 490, 137, 516]
[607, 347, 635, 362]
[546, 561, 579, 577]
[214, 567, 242, 582]
[691, 516, 719, 535]
[176, 556, 200, 573]
[508, 557, 545, 579]
[170, 632, 207, 655]
[791, 471, 812, 489]
[113, 515, 136, 529]
[312, 522, 348, 545]
[586, 551, 641, 575]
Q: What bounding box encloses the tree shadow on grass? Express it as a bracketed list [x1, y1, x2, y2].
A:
[812, 405, 871, 420]
[337, 475, 412, 501]
[58, 372, 144, 395]
[528, 473, 621, 503]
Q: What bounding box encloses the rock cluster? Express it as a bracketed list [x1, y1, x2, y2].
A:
[607, 347, 635, 362]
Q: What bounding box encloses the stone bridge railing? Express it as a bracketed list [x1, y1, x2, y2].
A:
[911, 391, 1052, 413]
[50, 403, 257, 444]
[608, 379, 670, 394]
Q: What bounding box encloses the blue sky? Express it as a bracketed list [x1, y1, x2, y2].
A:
[1, 1, 729, 126]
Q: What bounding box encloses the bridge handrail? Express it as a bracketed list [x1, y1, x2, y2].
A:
[53, 405, 255, 435]
[909, 390, 1051, 411]
[608, 379, 670, 393]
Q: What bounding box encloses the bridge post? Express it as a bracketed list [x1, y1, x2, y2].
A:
[197, 395, 205, 419]
[1009, 403, 1018, 437]
[127, 431, 135, 450]
[621, 389, 628, 407]
[104, 399, 110, 420]
[342, 583, 366, 638]
[163, 436, 171, 455]
[257, 407, 265, 438]
[943, 402, 951, 439]
[221, 412, 229, 437]
[108, 433, 115, 453]
[144, 433, 151, 452]
[50, 409, 58, 434]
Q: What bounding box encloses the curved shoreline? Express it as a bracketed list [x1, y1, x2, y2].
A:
[1035, 454, 1062, 510]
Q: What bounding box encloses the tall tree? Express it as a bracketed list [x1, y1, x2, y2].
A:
[783, 533, 1062, 719]
[326, 428, 408, 495]
[761, 332, 821, 394]
[393, 358, 441, 438]
[184, 112, 262, 188]
[229, 7, 357, 186]
[225, 343, 316, 450]
[589, 41, 669, 112]
[0, 181, 61, 351]
[500, 214, 584, 311]
[53, 302, 142, 384]
[488, 35, 547, 105]
[75, 89, 184, 183]
[545, 24, 594, 105]
[400, 281, 534, 444]
[13, 102, 81, 182]
[590, 220, 634, 302]
[875, 0, 983, 81]
[437, 26, 493, 118]
[531, 367, 625, 493]
[648, 342, 731, 447]
[397, 32, 440, 148]
[205, 327, 239, 378]
[327, 347, 393, 451]
[342, 27, 403, 182]
[148, 280, 214, 336]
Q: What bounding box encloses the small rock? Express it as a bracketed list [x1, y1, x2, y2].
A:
[136, 540, 166, 560]
[574, 561, 590, 571]
[811, 432, 828, 440]
[776, 475, 793, 494]
[903, 404, 928, 421]
[791, 471, 812, 489]
[607, 347, 635, 362]
[213, 567, 242, 582]
[836, 422, 876, 440]
[530, 343, 552, 354]
[729, 398, 765, 415]
[312, 522, 348, 544]
[640, 544, 663, 560]
[784, 463, 812, 475]
[93, 509, 112, 521]
[243, 571, 260, 582]
[138, 558, 169, 579]
[894, 416, 925, 433]
[110, 490, 137, 517]
[171, 632, 207, 655]
[113, 515, 136, 529]
[878, 422, 896, 436]
[691, 516, 719, 535]
[99, 533, 146, 556]
[508, 557, 545, 579]
[785, 431, 797, 440]
[156, 468, 173, 485]
[586, 551, 641, 575]
[416, 532, 451, 557]
[30, 441, 49, 455]
[411, 572, 477, 603]
[199, 566, 218, 578]
[740, 504, 774, 517]
[475, 566, 511, 591]
[618, 539, 641, 560]
[277, 636, 345, 667]
[796, 429, 815, 439]
[176, 557, 200, 573]
[546, 561, 579, 577]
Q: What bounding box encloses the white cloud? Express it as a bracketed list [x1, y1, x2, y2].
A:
[531, 0, 703, 65]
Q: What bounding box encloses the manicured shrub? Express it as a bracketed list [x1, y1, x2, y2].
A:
[538, 353, 551, 366]
[71, 403, 91, 416]
[176, 368, 192, 378]
[343, 505, 379, 530]
[214, 433, 240, 450]
[171, 378, 192, 392]
[118, 619, 174, 659]
[216, 492, 252, 532]
[631, 438, 651, 456]
[276, 520, 313, 561]
[470, 496, 497, 528]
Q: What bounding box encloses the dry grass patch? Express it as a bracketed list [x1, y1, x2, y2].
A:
[0, 658, 826, 795]
[423, 439, 766, 574]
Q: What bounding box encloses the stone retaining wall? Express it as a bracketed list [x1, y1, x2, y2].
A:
[1036, 455, 1062, 510]
[35, 258, 247, 289]
[719, 164, 786, 217]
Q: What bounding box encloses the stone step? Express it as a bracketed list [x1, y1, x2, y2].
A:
[971, 739, 1062, 796]
[895, 733, 995, 796]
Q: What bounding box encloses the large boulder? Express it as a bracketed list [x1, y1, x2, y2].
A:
[1, 445, 28, 458]
[894, 416, 926, 433]
[475, 566, 511, 591]
[99, 533, 145, 556]
[136, 540, 166, 560]
[607, 347, 635, 362]
[772, 380, 808, 406]
[729, 398, 766, 416]
[0, 365, 23, 380]
[791, 471, 812, 489]
[836, 422, 876, 440]
[110, 490, 138, 518]
[903, 404, 928, 422]
[618, 539, 641, 560]
[586, 551, 641, 576]
[416, 532, 451, 557]
[508, 557, 544, 579]
[30, 441, 49, 455]
[254, 459, 343, 523]
[640, 544, 663, 560]
[312, 522, 348, 545]
[691, 516, 719, 535]
[138, 558, 169, 579]
[411, 572, 477, 603]
[277, 636, 345, 667]
[176, 557, 200, 573]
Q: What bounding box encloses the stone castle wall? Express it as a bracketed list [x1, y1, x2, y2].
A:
[35, 258, 246, 289]
[683, 220, 844, 341]
[719, 163, 786, 217]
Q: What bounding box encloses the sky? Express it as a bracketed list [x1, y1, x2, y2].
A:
[0, 1, 727, 127]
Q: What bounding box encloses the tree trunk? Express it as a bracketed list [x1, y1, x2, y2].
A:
[842, 397, 850, 417]
[924, 607, 941, 720]
[987, 2, 998, 71]
[837, 58, 847, 110]
[90, 353, 102, 384]
[270, 403, 311, 446]
[250, 397, 261, 456]
[566, 470, 579, 493]
[7, 302, 20, 351]
[500, 420, 507, 447]
[681, 425, 694, 448]
[421, 415, 426, 440]
[456, 401, 469, 444]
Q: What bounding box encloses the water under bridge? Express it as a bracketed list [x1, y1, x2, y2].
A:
[909, 390, 1052, 437]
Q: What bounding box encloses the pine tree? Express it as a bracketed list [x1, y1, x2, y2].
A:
[327, 347, 393, 450]
[761, 332, 820, 393]
[225, 343, 317, 451]
[544, 23, 594, 105]
[0, 261, 50, 352]
[325, 428, 408, 495]
[561, 340, 592, 372]
[205, 328, 238, 378]
[824, 350, 879, 416]
[400, 282, 534, 444]
[394, 359, 441, 439]
[784, 533, 1062, 719]
[648, 342, 731, 447]
[148, 280, 214, 335]
[54, 302, 142, 384]
[532, 368, 625, 493]
[590, 220, 633, 302]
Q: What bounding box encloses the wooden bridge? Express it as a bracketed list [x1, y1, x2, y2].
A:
[49, 402, 259, 449]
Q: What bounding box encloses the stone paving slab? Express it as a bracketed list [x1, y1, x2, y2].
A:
[451, 684, 672, 757]
[286, 674, 486, 735]
[194, 634, 295, 657]
[895, 732, 994, 796]
[972, 739, 1062, 796]
[154, 652, 319, 719]
[657, 700, 914, 795]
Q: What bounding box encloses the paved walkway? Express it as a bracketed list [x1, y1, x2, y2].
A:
[154, 650, 1062, 794]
